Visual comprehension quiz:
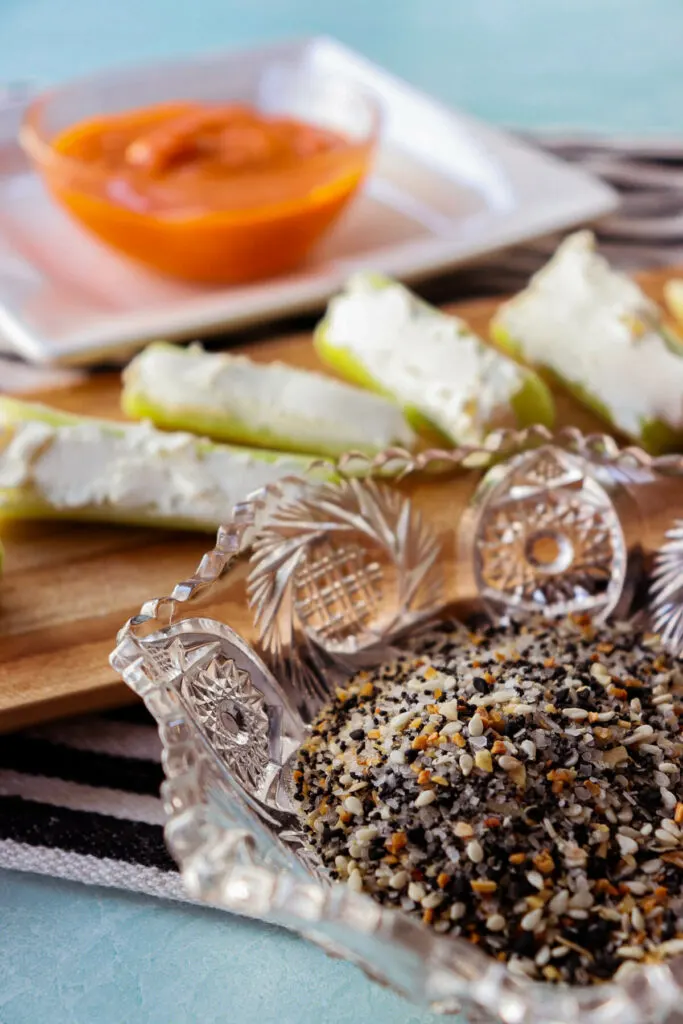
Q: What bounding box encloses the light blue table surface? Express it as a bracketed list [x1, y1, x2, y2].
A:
[2, 2, 683, 1022]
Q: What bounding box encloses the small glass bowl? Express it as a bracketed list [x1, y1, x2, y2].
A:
[21, 51, 380, 284]
[110, 429, 683, 1022]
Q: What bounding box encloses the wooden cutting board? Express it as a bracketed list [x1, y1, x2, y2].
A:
[0, 268, 676, 731]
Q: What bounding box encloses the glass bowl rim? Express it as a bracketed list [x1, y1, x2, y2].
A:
[19, 52, 382, 220]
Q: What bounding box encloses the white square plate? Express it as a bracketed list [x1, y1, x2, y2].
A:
[0, 37, 617, 366]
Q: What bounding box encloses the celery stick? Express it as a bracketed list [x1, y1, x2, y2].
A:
[491, 231, 683, 453]
[314, 273, 554, 447]
[122, 342, 416, 458]
[0, 397, 324, 532]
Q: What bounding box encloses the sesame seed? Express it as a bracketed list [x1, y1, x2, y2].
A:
[535, 945, 551, 967]
[623, 724, 654, 745]
[548, 890, 569, 914]
[486, 914, 506, 932]
[568, 889, 594, 910]
[466, 840, 484, 864]
[421, 891, 444, 909]
[617, 835, 639, 856]
[408, 882, 426, 902]
[658, 939, 683, 957]
[521, 908, 543, 932]
[654, 828, 678, 845]
[343, 796, 364, 816]
[441, 721, 462, 736]
[389, 710, 414, 731]
[591, 663, 611, 683]
[469, 714, 484, 737]
[474, 689, 518, 706]
[415, 790, 436, 808]
[631, 908, 645, 931]
[616, 946, 644, 960]
[661, 788, 678, 810]
[347, 869, 363, 892]
[498, 754, 522, 771]
[551, 946, 570, 959]
[389, 870, 409, 889]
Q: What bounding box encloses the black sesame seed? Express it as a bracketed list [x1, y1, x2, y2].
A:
[452, 875, 469, 899]
[511, 931, 536, 958]
[406, 826, 426, 847]
[662, 909, 677, 940]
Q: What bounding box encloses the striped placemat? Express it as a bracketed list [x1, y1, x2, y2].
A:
[5, 132, 683, 899]
[0, 704, 187, 900]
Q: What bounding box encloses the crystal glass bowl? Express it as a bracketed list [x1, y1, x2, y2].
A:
[110, 428, 683, 1023]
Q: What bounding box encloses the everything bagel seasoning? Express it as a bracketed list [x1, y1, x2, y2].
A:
[294, 618, 683, 984]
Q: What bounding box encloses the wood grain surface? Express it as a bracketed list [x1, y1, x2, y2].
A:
[0, 269, 675, 731]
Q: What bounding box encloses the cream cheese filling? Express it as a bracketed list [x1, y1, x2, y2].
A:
[494, 230, 683, 437]
[323, 275, 525, 444]
[124, 344, 415, 453]
[0, 419, 309, 524]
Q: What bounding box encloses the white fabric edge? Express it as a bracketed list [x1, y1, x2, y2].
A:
[0, 839, 192, 903]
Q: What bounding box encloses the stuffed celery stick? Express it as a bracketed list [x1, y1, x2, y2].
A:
[122, 342, 416, 458]
[0, 398, 322, 532]
[313, 273, 554, 446]
[491, 231, 683, 452]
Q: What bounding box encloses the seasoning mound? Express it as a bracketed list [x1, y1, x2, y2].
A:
[294, 619, 683, 984]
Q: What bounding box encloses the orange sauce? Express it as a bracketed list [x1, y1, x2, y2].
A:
[45, 103, 373, 283]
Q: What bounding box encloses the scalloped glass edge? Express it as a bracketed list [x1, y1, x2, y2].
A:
[109, 427, 683, 1023]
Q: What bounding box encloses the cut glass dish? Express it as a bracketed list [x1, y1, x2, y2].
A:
[110, 427, 683, 1023]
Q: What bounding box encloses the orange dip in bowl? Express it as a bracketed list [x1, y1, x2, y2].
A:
[23, 100, 377, 283]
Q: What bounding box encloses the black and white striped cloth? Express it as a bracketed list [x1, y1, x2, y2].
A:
[0, 704, 187, 901]
[5, 133, 683, 899]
